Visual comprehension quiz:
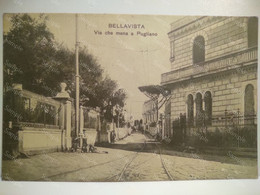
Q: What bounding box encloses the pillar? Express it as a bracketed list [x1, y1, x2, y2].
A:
[193, 99, 196, 127]
[202, 98, 205, 110]
[65, 100, 72, 149]
[59, 103, 65, 150]
[162, 114, 165, 139]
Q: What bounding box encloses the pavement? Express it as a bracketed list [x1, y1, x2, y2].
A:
[1, 132, 258, 182]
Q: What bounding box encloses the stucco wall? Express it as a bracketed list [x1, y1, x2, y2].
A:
[18, 128, 63, 154]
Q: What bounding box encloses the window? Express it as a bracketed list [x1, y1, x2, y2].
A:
[204, 91, 212, 126]
[193, 36, 205, 64]
[195, 93, 203, 126]
[244, 84, 255, 124]
[170, 41, 175, 61]
[248, 17, 258, 48]
[187, 94, 194, 127]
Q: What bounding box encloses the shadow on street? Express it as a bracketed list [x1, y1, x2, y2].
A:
[96, 132, 257, 166]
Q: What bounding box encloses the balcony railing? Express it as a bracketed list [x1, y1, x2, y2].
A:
[161, 47, 257, 85]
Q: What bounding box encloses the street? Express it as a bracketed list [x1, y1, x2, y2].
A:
[2, 132, 257, 182]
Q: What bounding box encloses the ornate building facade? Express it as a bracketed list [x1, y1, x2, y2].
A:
[161, 16, 258, 139]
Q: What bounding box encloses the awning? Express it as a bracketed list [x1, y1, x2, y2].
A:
[138, 85, 171, 110]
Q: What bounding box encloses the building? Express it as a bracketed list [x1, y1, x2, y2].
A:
[143, 99, 158, 135]
[139, 85, 171, 138]
[161, 16, 258, 145]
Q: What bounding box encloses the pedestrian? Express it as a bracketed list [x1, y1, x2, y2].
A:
[82, 130, 88, 152]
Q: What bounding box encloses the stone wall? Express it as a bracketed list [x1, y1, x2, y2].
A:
[3, 85, 102, 155]
[170, 67, 257, 120]
[170, 17, 248, 71]
[18, 128, 64, 154]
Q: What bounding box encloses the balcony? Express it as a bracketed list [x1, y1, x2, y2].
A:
[161, 47, 257, 85]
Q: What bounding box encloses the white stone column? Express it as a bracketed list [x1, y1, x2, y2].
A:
[65, 100, 72, 149]
[53, 82, 72, 150]
[193, 98, 196, 127]
[185, 100, 188, 116]
[202, 98, 205, 111]
[162, 115, 165, 139]
[59, 103, 65, 149]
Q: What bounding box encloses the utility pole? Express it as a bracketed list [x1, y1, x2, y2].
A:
[75, 14, 80, 140]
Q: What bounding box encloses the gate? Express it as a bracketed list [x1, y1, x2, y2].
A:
[172, 113, 186, 144]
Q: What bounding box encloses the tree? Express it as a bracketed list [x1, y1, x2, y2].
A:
[3, 14, 65, 95]
[112, 88, 127, 107]
[102, 88, 127, 124]
[4, 14, 127, 122]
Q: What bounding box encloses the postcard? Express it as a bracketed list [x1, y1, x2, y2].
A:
[2, 13, 258, 182]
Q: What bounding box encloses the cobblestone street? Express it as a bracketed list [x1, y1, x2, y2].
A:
[2, 132, 257, 182]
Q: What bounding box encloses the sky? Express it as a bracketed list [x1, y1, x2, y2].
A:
[4, 13, 182, 119]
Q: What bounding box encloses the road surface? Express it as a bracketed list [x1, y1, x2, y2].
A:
[2, 132, 257, 182]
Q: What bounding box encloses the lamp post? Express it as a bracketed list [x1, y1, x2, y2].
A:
[75, 14, 80, 140]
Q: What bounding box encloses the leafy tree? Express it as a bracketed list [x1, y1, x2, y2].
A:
[3, 14, 64, 95]
[112, 88, 127, 107]
[3, 14, 127, 122]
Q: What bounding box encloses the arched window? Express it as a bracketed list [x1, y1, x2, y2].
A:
[187, 94, 194, 126]
[204, 91, 212, 126]
[195, 93, 203, 126]
[248, 17, 258, 48]
[193, 36, 205, 64]
[244, 84, 255, 124]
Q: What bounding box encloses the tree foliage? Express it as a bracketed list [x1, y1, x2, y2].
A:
[3, 14, 127, 121]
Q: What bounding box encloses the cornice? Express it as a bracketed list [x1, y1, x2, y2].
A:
[162, 62, 257, 88]
[168, 16, 225, 39]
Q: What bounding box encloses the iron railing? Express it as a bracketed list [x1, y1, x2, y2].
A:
[4, 89, 61, 129]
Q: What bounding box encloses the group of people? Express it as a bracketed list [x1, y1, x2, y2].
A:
[71, 130, 96, 153]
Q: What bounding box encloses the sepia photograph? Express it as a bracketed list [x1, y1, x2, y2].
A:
[2, 13, 258, 182]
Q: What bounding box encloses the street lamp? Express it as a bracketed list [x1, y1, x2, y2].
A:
[75, 14, 80, 141]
